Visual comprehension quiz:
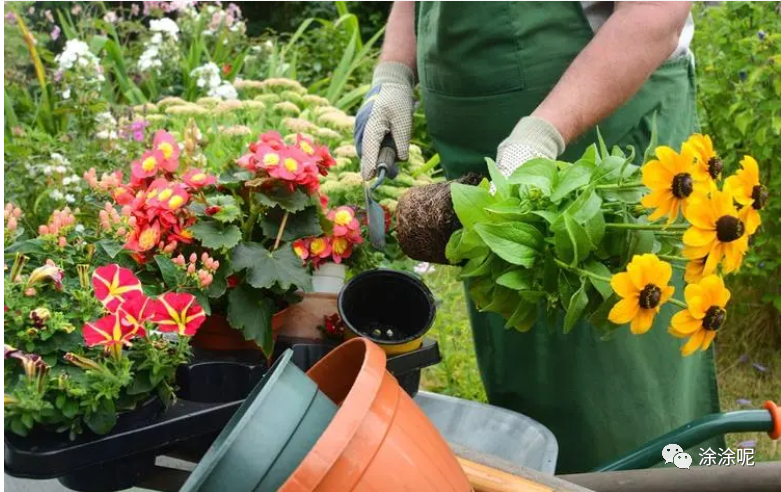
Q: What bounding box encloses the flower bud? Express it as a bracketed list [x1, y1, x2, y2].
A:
[58, 236, 67, 247]
[189, 253, 197, 264]
[187, 263, 196, 274]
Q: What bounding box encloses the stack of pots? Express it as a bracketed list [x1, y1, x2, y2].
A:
[181, 337, 471, 492]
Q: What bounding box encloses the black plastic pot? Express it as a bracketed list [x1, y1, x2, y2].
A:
[338, 269, 437, 355]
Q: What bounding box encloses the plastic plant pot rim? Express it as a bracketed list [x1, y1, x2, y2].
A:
[280, 338, 388, 492]
[181, 350, 316, 492]
[337, 269, 437, 346]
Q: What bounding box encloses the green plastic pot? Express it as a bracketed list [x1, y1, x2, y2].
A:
[180, 350, 338, 492]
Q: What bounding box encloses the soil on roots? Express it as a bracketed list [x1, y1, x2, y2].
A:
[396, 173, 482, 264]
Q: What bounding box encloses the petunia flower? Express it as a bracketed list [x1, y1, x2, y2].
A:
[82, 312, 142, 349]
[27, 263, 64, 290]
[92, 264, 143, 312]
[723, 155, 766, 235]
[131, 150, 166, 180]
[152, 130, 180, 171]
[683, 190, 749, 275]
[669, 275, 730, 356]
[327, 206, 360, 237]
[608, 254, 675, 334]
[117, 295, 156, 337]
[152, 292, 206, 336]
[182, 168, 216, 189]
[640, 144, 708, 224]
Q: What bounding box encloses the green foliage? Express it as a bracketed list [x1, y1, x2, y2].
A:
[693, 3, 781, 323]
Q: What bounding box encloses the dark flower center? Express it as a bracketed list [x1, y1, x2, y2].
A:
[672, 173, 694, 199]
[639, 284, 662, 309]
[703, 306, 726, 331]
[751, 185, 768, 210]
[716, 215, 745, 242]
[707, 157, 723, 180]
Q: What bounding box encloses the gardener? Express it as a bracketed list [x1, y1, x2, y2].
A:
[354, 1, 720, 473]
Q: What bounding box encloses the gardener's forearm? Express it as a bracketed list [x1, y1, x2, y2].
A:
[532, 1, 692, 143]
[380, 1, 417, 76]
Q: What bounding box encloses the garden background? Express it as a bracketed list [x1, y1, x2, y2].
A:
[3, 1, 779, 460]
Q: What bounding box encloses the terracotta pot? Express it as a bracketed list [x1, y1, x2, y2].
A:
[276, 293, 338, 341]
[280, 338, 471, 492]
[192, 310, 288, 351]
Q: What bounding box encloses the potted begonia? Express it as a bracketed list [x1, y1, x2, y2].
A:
[83, 129, 335, 356]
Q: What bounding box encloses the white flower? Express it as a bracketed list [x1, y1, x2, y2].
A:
[149, 18, 180, 41]
[50, 190, 64, 200]
[212, 82, 237, 100]
[42, 166, 53, 176]
[65, 194, 75, 204]
[62, 87, 71, 99]
[75, 224, 85, 233]
[414, 262, 436, 275]
[55, 165, 67, 174]
[62, 177, 72, 185]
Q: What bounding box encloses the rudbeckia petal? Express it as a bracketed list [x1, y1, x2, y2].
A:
[611, 272, 638, 298]
[741, 155, 759, 185]
[683, 227, 716, 248]
[672, 310, 703, 335]
[703, 244, 723, 275]
[659, 285, 675, 305]
[683, 206, 716, 230]
[608, 298, 639, 325]
[630, 309, 655, 335]
[681, 329, 706, 356]
[701, 330, 717, 351]
[642, 161, 674, 188]
[647, 258, 673, 287]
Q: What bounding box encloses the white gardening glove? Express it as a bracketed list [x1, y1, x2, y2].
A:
[495, 116, 566, 177]
[354, 62, 415, 180]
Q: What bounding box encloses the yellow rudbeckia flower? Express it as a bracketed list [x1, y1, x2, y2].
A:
[640, 144, 708, 224]
[685, 134, 722, 186]
[684, 256, 707, 284]
[723, 155, 767, 235]
[669, 275, 730, 356]
[608, 254, 675, 334]
[682, 190, 749, 275]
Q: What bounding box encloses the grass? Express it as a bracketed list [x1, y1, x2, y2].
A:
[420, 265, 780, 463]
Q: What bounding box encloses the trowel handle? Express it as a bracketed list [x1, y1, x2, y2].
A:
[377, 134, 399, 181]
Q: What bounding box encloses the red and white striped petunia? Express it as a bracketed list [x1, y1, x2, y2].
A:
[92, 264, 143, 312]
[151, 292, 206, 337]
[82, 312, 142, 349]
[117, 294, 156, 338]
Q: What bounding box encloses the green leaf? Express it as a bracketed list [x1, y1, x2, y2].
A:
[126, 371, 155, 395]
[507, 158, 558, 196]
[553, 214, 594, 266]
[531, 211, 558, 223]
[496, 269, 532, 290]
[460, 254, 495, 278]
[567, 187, 602, 223]
[627, 230, 655, 259]
[227, 285, 275, 356]
[85, 399, 117, 435]
[451, 183, 493, 228]
[551, 163, 592, 203]
[474, 222, 543, 268]
[193, 291, 212, 316]
[585, 212, 606, 248]
[485, 157, 509, 197]
[445, 228, 487, 264]
[593, 155, 630, 182]
[583, 259, 612, 300]
[505, 300, 537, 332]
[232, 242, 312, 291]
[218, 169, 253, 184]
[154, 255, 184, 289]
[642, 113, 658, 164]
[589, 294, 621, 337]
[481, 287, 518, 318]
[98, 239, 124, 259]
[258, 188, 310, 212]
[205, 195, 241, 223]
[191, 221, 242, 250]
[563, 281, 589, 333]
[735, 111, 752, 135]
[260, 206, 322, 241]
[468, 277, 495, 310]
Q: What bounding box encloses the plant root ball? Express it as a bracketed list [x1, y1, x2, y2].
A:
[396, 173, 482, 265]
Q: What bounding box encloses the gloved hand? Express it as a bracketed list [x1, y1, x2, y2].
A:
[495, 116, 566, 177]
[354, 62, 415, 180]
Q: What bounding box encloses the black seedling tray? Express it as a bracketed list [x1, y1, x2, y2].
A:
[4, 338, 440, 491]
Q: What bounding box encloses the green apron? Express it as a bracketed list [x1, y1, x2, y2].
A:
[415, 1, 721, 473]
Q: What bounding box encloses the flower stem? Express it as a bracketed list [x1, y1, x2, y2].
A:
[273, 211, 289, 251]
[604, 223, 688, 231]
[658, 254, 688, 263]
[595, 181, 644, 190]
[554, 259, 612, 283]
[668, 298, 687, 309]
